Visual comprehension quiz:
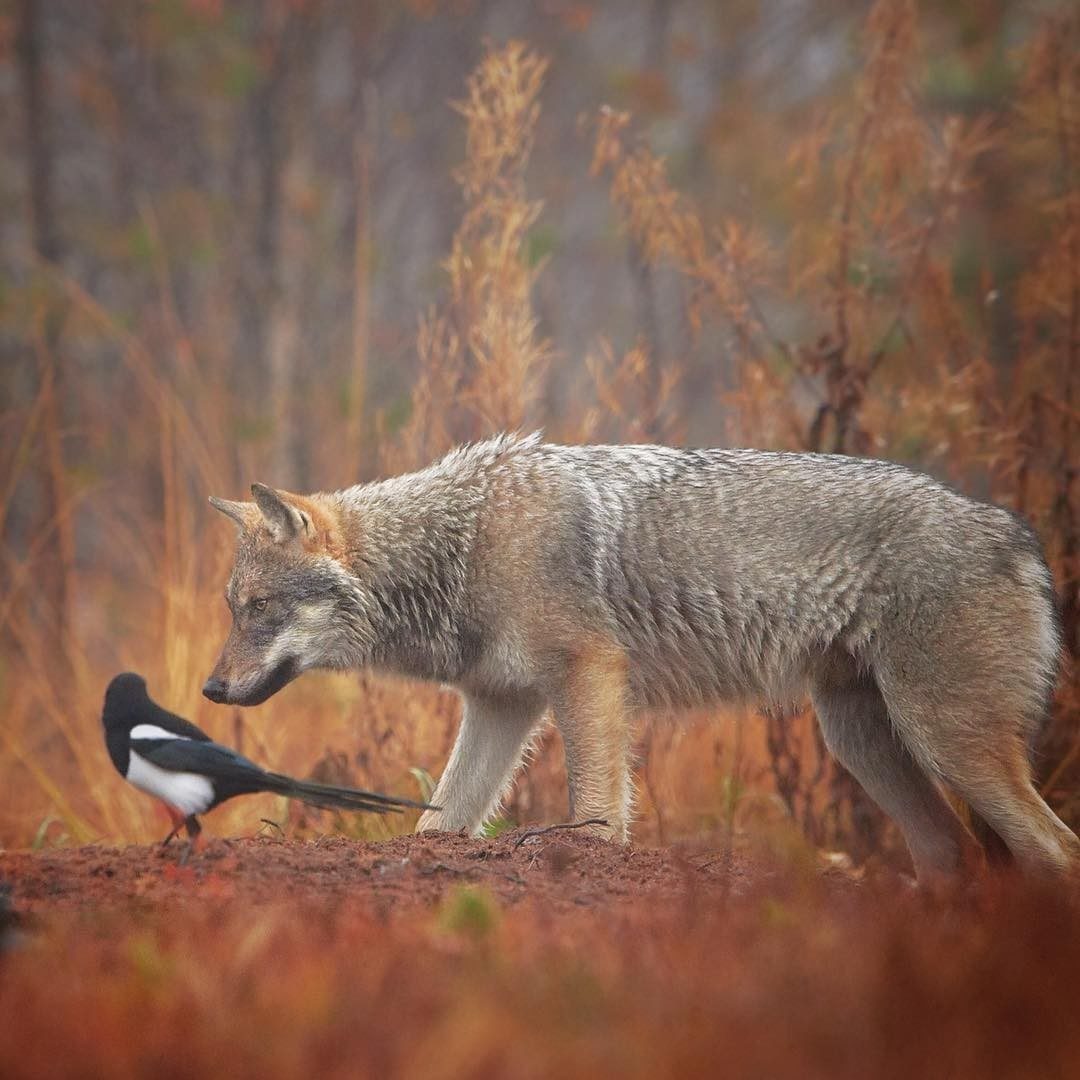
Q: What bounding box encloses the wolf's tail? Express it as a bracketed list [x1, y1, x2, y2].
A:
[262, 772, 436, 815]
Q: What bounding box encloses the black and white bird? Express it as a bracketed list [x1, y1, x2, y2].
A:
[102, 672, 433, 848]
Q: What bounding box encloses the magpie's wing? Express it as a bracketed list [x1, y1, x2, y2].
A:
[146, 701, 213, 742]
[131, 737, 268, 786]
[132, 737, 438, 815]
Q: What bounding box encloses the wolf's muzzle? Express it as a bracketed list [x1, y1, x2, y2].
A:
[203, 658, 299, 707]
[202, 676, 228, 704]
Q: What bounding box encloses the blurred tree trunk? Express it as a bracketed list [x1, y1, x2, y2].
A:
[16, 0, 74, 678]
[347, 81, 377, 481]
[251, 4, 301, 486]
[18, 0, 60, 267]
[627, 0, 673, 441]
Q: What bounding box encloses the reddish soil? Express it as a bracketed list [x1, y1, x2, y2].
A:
[4, 833, 1080, 1079]
[2, 828, 756, 917]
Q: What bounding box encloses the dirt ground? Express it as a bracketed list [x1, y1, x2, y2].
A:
[1, 828, 758, 917]
[4, 832, 1080, 1080]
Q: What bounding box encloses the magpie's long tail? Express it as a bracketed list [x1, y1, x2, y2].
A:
[260, 772, 435, 815]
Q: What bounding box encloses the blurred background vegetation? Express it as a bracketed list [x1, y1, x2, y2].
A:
[1, 0, 1077, 866]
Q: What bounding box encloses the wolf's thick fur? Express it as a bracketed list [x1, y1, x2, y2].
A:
[206, 433, 1080, 879]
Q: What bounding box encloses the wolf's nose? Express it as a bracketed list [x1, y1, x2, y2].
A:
[202, 677, 228, 704]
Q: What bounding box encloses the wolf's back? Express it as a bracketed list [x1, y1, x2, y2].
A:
[490, 439, 1056, 711]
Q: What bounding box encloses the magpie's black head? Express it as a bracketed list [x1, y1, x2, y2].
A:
[102, 672, 151, 732]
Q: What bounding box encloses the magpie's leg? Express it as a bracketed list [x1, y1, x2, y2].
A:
[161, 805, 186, 847]
[178, 816, 203, 867]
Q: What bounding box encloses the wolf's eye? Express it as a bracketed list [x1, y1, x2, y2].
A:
[252, 597, 269, 612]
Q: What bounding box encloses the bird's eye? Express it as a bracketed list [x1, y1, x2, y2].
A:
[252, 597, 269, 612]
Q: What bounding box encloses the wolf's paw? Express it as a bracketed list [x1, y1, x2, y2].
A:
[415, 809, 470, 835]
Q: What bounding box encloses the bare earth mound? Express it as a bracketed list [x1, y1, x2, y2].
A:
[2, 829, 755, 916]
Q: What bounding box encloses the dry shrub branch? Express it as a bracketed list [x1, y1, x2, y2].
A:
[385, 41, 551, 470]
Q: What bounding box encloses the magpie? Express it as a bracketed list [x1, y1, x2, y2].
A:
[102, 672, 433, 849]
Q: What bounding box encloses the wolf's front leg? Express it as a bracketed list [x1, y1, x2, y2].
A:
[417, 688, 547, 836]
[552, 643, 633, 842]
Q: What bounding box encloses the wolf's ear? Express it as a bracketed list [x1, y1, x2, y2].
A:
[250, 483, 312, 544]
[208, 496, 252, 533]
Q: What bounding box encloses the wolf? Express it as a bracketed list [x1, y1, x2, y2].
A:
[204, 433, 1080, 880]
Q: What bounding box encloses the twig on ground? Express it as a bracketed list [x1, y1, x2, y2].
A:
[513, 818, 609, 848]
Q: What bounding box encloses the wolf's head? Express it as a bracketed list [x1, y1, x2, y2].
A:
[204, 485, 363, 706]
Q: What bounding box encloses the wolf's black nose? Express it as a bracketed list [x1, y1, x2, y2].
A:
[202, 677, 228, 704]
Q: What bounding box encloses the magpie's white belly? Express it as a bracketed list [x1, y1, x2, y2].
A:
[127, 751, 215, 816]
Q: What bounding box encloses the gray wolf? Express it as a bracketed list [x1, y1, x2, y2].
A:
[204, 433, 1080, 880]
[104, 672, 431, 848]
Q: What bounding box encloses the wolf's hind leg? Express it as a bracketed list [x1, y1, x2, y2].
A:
[551, 643, 634, 842]
[417, 688, 547, 837]
[875, 576, 1079, 877]
[899, 717, 1078, 877]
[953, 745, 1080, 875]
[875, 674, 1079, 876]
[811, 655, 972, 883]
